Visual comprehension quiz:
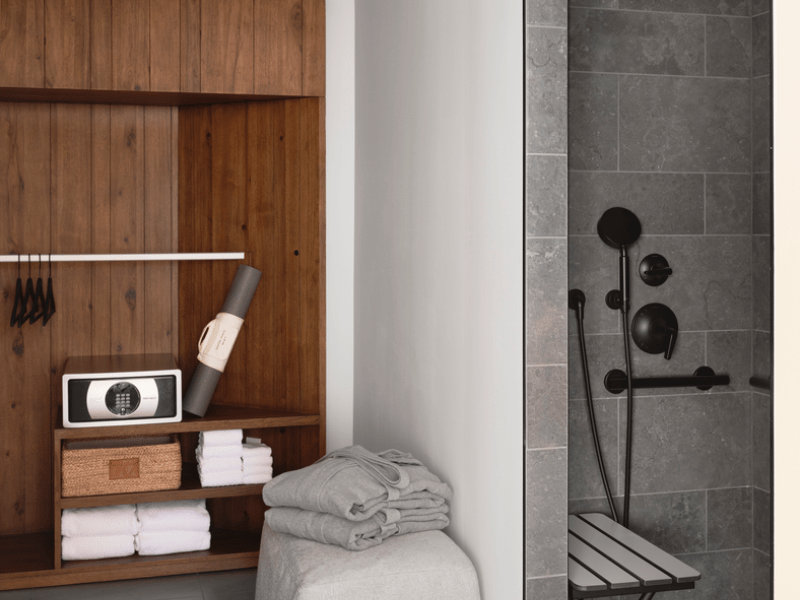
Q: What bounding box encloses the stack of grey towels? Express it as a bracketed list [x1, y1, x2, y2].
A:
[261, 445, 452, 551]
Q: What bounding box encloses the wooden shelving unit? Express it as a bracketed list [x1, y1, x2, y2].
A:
[0, 0, 325, 591]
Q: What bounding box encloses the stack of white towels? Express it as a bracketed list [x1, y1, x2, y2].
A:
[61, 500, 211, 561]
[196, 429, 273, 487]
[135, 499, 211, 556]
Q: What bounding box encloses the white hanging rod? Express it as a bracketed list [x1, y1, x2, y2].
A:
[0, 252, 245, 263]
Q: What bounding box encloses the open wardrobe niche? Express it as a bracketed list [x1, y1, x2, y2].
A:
[0, 0, 326, 589]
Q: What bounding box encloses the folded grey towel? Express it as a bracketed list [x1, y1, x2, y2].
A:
[264, 505, 450, 551]
[262, 446, 453, 521]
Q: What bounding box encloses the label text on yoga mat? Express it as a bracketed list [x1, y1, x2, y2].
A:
[109, 458, 140, 479]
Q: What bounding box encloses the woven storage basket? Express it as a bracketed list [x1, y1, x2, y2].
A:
[62, 434, 182, 497]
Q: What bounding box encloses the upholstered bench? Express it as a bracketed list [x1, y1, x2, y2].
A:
[255, 523, 481, 600]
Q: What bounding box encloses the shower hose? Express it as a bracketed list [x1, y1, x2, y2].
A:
[570, 289, 635, 527]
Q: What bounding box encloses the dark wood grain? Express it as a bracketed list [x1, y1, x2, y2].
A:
[89, 0, 112, 90]
[45, 0, 90, 90]
[180, 0, 202, 93]
[149, 0, 181, 92]
[91, 104, 112, 355]
[201, 0, 254, 94]
[254, 0, 302, 96]
[302, 0, 326, 95]
[111, 0, 149, 91]
[0, 0, 44, 88]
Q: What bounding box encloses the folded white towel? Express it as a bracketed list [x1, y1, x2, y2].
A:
[61, 504, 139, 538]
[135, 531, 211, 556]
[199, 469, 244, 487]
[243, 471, 273, 484]
[242, 454, 273, 467]
[199, 429, 242, 446]
[243, 464, 273, 477]
[196, 443, 243, 459]
[242, 442, 272, 460]
[197, 456, 243, 474]
[136, 500, 211, 533]
[61, 534, 135, 561]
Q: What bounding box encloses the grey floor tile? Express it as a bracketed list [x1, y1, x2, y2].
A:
[198, 569, 256, 600]
[0, 589, 34, 600]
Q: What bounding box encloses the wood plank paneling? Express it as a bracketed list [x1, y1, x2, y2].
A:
[109, 105, 145, 354]
[0, 103, 51, 535]
[201, 0, 254, 94]
[254, 0, 302, 96]
[180, 0, 202, 93]
[209, 104, 249, 405]
[111, 0, 149, 91]
[144, 106, 176, 354]
[0, 1, 44, 88]
[90, 0, 112, 90]
[45, 0, 91, 89]
[91, 104, 112, 355]
[302, 0, 325, 96]
[149, 0, 181, 92]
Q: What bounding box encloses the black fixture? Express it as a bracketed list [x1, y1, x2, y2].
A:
[750, 376, 771, 390]
[632, 303, 679, 360]
[604, 366, 730, 394]
[597, 207, 642, 250]
[639, 253, 672, 286]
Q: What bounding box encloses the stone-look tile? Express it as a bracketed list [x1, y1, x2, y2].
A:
[527, 27, 568, 154]
[569, 9, 704, 75]
[707, 487, 753, 550]
[706, 17, 752, 78]
[568, 332, 706, 400]
[753, 550, 772, 599]
[619, 75, 751, 173]
[627, 235, 752, 331]
[752, 235, 771, 332]
[671, 550, 753, 600]
[568, 496, 618, 522]
[753, 488, 772, 554]
[752, 76, 771, 174]
[752, 393, 772, 491]
[571, 491, 706, 554]
[752, 12, 771, 78]
[567, 237, 620, 335]
[752, 173, 771, 235]
[526, 575, 568, 600]
[752, 0, 770, 15]
[570, 0, 617, 7]
[753, 330, 771, 381]
[568, 398, 618, 499]
[617, 0, 749, 16]
[528, 366, 568, 449]
[527, 238, 568, 364]
[568, 73, 617, 170]
[706, 174, 751, 234]
[527, 448, 567, 577]
[527, 154, 567, 237]
[569, 172, 705, 236]
[620, 394, 752, 494]
[527, 0, 567, 27]
[707, 330, 752, 392]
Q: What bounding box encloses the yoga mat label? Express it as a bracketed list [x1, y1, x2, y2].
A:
[109, 458, 140, 480]
[197, 312, 244, 372]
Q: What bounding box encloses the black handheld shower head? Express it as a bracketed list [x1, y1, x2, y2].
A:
[597, 207, 642, 250]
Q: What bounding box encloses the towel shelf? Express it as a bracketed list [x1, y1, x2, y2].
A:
[1, 252, 245, 263]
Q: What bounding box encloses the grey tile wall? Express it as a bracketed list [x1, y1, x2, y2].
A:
[525, 0, 569, 593]
[566, 2, 772, 599]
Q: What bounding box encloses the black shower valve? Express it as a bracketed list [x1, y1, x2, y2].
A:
[631, 303, 679, 360]
[639, 254, 672, 286]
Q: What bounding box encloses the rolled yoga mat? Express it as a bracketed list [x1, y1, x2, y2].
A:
[183, 265, 262, 417]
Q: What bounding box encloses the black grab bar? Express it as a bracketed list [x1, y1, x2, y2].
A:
[604, 366, 729, 394]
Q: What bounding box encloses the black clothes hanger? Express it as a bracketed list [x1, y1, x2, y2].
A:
[30, 255, 46, 325]
[42, 253, 56, 326]
[10, 254, 24, 327]
[19, 256, 35, 328]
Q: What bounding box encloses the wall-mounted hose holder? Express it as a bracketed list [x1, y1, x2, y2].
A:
[632, 303, 678, 359]
[604, 366, 730, 394]
[639, 254, 672, 286]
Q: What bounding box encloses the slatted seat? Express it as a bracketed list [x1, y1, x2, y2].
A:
[568, 513, 701, 599]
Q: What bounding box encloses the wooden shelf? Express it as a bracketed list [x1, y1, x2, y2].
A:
[55, 404, 320, 440]
[60, 463, 267, 509]
[0, 532, 54, 576]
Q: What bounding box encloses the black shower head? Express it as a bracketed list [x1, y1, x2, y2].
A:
[597, 207, 642, 250]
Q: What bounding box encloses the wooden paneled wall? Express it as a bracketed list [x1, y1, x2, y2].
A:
[0, 102, 178, 536]
[0, 0, 325, 96]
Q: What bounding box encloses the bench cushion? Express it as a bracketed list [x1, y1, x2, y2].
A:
[255, 522, 480, 600]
